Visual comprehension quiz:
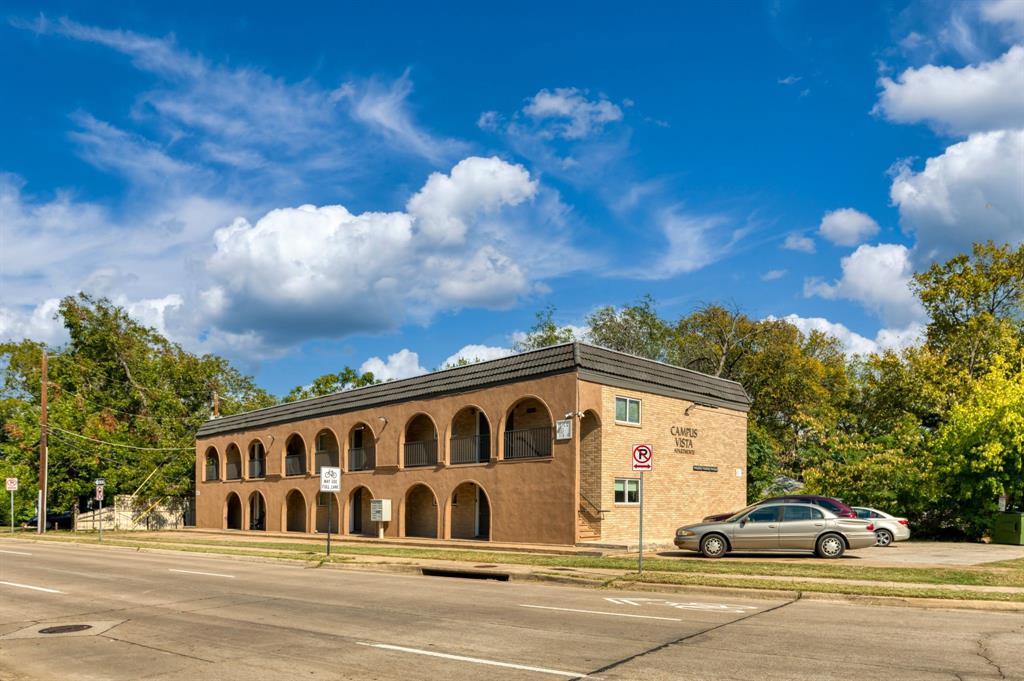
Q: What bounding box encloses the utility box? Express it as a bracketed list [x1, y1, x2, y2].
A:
[992, 512, 1024, 545]
[370, 499, 391, 523]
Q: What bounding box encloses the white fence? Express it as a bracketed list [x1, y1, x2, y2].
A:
[75, 496, 188, 532]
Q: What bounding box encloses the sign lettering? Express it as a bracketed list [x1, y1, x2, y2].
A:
[669, 425, 699, 454]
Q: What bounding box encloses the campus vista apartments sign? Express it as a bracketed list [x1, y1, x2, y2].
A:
[670, 426, 698, 455]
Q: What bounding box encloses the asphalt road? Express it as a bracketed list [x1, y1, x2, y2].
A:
[0, 540, 1021, 680]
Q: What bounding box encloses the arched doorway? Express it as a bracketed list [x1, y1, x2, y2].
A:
[284, 434, 307, 476]
[248, 439, 266, 479]
[248, 491, 266, 531]
[450, 407, 491, 465]
[503, 397, 553, 459]
[204, 447, 220, 481]
[450, 482, 490, 540]
[285, 490, 307, 532]
[347, 423, 375, 471]
[316, 492, 340, 534]
[348, 486, 374, 535]
[225, 444, 242, 480]
[404, 484, 439, 538]
[403, 414, 438, 467]
[314, 429, 339, 474]
[225, 492, 242, 530]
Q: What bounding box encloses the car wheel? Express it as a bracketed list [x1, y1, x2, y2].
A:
[874, 529, 894, 547]
[700, 534, 728, 558]
[816, 533, 845, 559]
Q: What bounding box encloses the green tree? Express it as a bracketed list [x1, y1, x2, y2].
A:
[513, 305, 578, 351]
[670, 304, 765, 379]
[586, 295, 671, 360]
[283, 367, 379, 402]
[912, 241, 1023, 377]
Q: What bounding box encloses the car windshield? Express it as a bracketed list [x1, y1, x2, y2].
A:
[724, 503, 762, 522]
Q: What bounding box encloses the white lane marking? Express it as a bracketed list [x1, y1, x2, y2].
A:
[520, 604, 682, 622]
[168, 569, 235, 579]
[0, 581, 63, 594]
[0, 549, 32, 556]
[356, 642, 592, 678]
[603, 597, 641, 606]
[603, 597, 757, 614]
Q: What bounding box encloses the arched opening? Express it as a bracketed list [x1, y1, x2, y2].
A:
[450, 482, 490, 540]
[316, 492, 341, 533]
[450, 407, 491, 465]
[284, 434, 307, 476]
[578, 410, 602, 541]
[347, 423, 375, 471]
[204, 447, 220, 481]
[348, 486, 374, 535]
[503, 397, 553, 459]
[285, 490, 307, 532]
[248, 439, 266, 479]
[404, 484, 439, 538]
[403, 414, 438, 468]
[248, 491, 266, 531]
[225, 492, 242, 530]
[314, 429, 340, 474]
[225, 444, 242, 480]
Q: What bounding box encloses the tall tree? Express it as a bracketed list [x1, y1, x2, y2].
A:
[586, 295, 671, 360]
[283, 368, 379, 402]
[513, 305, 579, 351]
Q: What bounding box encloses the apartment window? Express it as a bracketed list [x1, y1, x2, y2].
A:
[615, 396, 641, 425]
[614, 478, 640, 505]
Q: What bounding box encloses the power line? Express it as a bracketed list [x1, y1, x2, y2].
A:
[48, 383, 203, 423]
[47, 426, 195, 451]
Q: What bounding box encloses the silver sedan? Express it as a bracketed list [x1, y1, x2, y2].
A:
[674, 503, 877, 559]
[853, 506, 912, 546]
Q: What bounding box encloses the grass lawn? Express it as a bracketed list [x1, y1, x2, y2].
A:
[10, 531, 1024, 591]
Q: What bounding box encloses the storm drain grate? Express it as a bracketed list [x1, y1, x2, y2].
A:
[39, 625, 92, 635]
[473, 564, 499, 568]
[422, 568, 510, 581]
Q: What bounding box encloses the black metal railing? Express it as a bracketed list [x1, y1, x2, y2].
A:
[315, 450, 339, 473]
[248, 458, 265, 479]
[348, 446, 375, 471]
[503, 427, 553, 459]
[450, 434, 490, 464]
[404, 439, 438, 467]
[225, 461, 242, 480]
[285, 454, 305, 476]
[205, 463, 218, 481]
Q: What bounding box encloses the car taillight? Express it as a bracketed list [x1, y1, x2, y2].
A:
[898, 519, 909, 525]
[866, 523, 874, 531]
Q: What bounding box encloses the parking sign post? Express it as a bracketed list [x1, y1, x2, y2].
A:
[6, 478, 17, 534]
[631, 444, 653, 574]
[95, 479, 105, 542]
[320, 467, 341, 557]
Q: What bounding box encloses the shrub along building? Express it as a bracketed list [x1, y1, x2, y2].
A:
[194, 343, 751, 546]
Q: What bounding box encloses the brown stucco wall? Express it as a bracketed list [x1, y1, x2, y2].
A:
[589, 382, 748, 546]
[195, 372, 581, 545]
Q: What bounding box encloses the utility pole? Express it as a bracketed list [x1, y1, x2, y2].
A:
[38, 349, 48, 534]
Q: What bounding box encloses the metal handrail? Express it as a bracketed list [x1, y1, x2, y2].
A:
[450, 434, 490, 464]
[348, 446, 375, 471]
[404, 439, 438, 467]
[503, 426, 552, 459]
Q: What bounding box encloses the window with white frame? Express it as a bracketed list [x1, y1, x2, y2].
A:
[614, 478, 640, 504]
[614, 396, 641, 424]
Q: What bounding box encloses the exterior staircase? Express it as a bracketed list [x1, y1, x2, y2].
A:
[576, 509, 601, 542]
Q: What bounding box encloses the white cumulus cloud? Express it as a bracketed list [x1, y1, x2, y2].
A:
[890, 129, 1024, 261]
[874, 45, 1024, 134]
[521, 88, 624, 139]
[776, 314, 925, 356]
[358, 349, 427, 381]
[442, 344, 515, 367]
[783, 233, 816, 253]
[818, 208, 880, 247]
[804, 243, 926, 327]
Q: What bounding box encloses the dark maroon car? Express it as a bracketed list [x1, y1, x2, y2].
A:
[702, 495, 858, 523]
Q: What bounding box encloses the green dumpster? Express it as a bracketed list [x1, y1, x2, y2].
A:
[992, 512, 1024, 545]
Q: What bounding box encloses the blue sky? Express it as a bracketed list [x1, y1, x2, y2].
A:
[2, 1, 1022, 395]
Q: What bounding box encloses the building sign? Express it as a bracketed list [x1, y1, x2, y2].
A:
[370, 498, 391, 522]
[670, 426, 699, 454]
[555, 419, 572, 441]
[692, 465, 718, 473]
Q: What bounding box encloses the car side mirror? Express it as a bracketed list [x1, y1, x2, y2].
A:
[739, 519, 746, 528]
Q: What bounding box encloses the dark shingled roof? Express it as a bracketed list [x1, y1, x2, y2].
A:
[197, 342, 751, 438]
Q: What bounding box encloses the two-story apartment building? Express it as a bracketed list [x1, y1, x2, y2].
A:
[194, 342, 751, 546]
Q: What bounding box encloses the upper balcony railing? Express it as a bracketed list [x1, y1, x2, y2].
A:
[504, 427, 553, 459]
[348, 446, 375, 471]
[450, 434, 490, 464]
[284, 454, 305, 476]
[404, 439, 438, 467]
[225, 461, 242, 480]
[248, 458, 266, 479]
[315, 450, 339, 473]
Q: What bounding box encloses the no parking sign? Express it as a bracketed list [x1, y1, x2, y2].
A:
[632, 444, 653, 471]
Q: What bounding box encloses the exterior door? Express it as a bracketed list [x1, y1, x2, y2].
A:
[731, 505, 781, 549]
[778, 505, 826, 550]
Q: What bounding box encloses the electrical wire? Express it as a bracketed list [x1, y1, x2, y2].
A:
[47, 426, 195, 451]
[47, 383, 204, 423]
